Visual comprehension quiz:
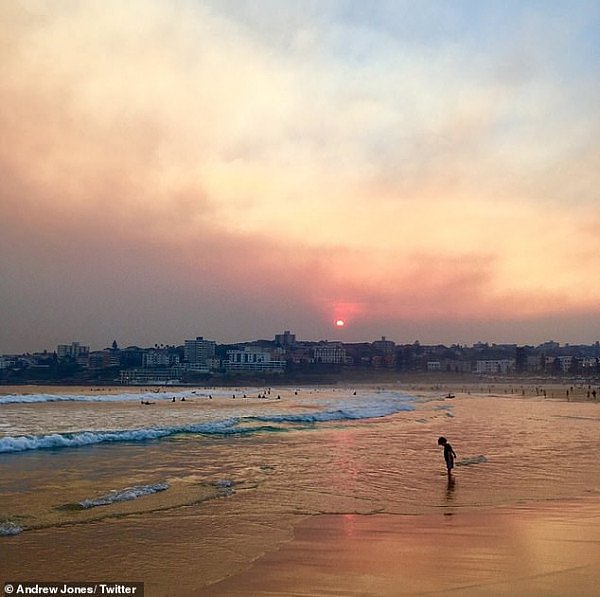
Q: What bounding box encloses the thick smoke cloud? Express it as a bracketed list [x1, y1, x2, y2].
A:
[1, 1, 599, 351]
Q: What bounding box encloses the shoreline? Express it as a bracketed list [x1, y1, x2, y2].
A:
[207, 495, 600, 596]
[1, 370, 599, 390]
[1, 380, 598, 404]
[3, 494, 599, 596]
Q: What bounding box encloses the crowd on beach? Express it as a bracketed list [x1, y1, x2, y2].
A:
[423, 382, 599, 401]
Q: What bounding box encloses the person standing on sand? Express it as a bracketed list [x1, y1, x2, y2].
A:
[438, 437, 457, 477]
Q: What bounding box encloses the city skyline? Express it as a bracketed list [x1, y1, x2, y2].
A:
[1, 1, 599, 353]
[4, 329, 599, 357]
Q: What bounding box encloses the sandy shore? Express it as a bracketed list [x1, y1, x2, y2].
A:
[208, 497, 600, 596]
[2, 380, 597, 401]
[3, 496, 599, 596]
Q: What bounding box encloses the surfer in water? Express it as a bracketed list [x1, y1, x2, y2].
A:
[437, 436, 456, 478]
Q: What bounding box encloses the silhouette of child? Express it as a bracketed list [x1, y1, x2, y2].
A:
[437, 436, 457, 476]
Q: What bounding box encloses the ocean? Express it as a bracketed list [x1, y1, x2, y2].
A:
[1, 383, 599, 593]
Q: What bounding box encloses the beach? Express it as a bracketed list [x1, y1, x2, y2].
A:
[212, 499, 600, 596]
[1, 383, 599, 595]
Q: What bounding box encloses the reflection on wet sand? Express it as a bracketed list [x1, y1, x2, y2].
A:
[446, 475, 456, 501]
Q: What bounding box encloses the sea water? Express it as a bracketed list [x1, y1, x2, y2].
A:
[1, 383, 599, 587]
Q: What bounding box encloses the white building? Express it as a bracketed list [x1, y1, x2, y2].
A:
[88, 350, 120, 369]
[205, 357, 221, 371]
[557, 356, 573, 372]
[226, 346, 285, 373]
[120, 368, 184, 385]
[372, 336, 396, 352]
[184, 336, 216, 366]
[56, 342, 89, 360]
[475, 359, 515, 374]
[56, 342, 89, 366]
[142, 349, 179, 368]
[312, 342, 346, 364]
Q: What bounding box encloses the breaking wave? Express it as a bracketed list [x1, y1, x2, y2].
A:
[251, 395, 414, 423]
[0, 390, 224, 405]
[0, 393, 414, 454]
[0, 418, 241, 453]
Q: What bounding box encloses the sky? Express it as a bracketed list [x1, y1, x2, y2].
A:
[1, 0, 599, 352]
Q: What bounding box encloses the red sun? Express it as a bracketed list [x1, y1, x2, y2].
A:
[335, 319, 345, 327]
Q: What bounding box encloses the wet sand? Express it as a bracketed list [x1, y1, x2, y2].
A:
[3, 497, 599, 595]
[209, 497, 600, 596]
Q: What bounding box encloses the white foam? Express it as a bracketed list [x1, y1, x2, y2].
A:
[213, 479, 236, 496]
[0, 418, 241, 453]
[0, 521, 23, 536]
[252, 392, 414, 424]
[79, 482, 170, 508]
[0, 392, 415, 453]
[0, 389, 234, 405]
[457, 455, 487, 466]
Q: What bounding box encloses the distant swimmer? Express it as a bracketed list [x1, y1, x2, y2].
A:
[172, 397, 176, 402]
[181, 397, 186, 401]
[437, 437, 457, 478]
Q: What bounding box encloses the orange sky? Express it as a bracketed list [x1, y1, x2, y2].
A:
[1, 1, 599, 351]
